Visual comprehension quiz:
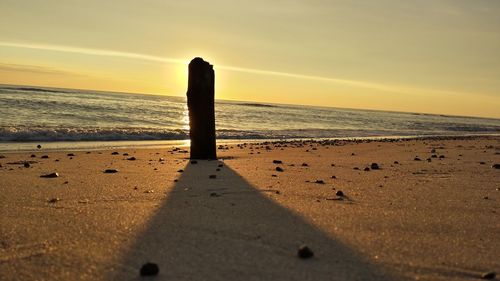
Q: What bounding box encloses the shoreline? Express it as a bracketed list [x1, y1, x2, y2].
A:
[1, 133, 499, 153]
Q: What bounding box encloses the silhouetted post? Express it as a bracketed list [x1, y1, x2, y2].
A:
[187, 57, 217, 160]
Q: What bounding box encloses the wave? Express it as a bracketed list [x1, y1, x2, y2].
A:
[234, 103, 277, 108]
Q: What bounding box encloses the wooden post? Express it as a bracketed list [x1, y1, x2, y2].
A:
[186, 57, 217, 159]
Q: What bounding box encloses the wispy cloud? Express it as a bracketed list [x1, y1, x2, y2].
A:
[0, 62, 83, 76]
[0, 41, 476, 97]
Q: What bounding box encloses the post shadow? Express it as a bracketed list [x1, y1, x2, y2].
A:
[110, 161, 406, 280]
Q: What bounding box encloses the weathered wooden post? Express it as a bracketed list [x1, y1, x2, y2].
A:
[186, 57, 217, 159]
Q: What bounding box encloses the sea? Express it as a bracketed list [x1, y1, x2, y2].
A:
[1, 84, 499, 151]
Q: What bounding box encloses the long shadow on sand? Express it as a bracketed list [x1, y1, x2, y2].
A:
[112, 160, 405, 280]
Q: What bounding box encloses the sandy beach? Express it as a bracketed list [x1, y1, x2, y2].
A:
[1, 136, 499, 280]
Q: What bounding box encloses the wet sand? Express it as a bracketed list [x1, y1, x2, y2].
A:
[1, 136, 499, 280]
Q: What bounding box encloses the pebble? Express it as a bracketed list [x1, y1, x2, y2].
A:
[394, 161, 399, 164]
[159, 158, 165, 162]
[123, 153, 129, 156]
[140, 262, 159, 276]
[414, 157, 421, 161]
[276, 167, 284, 172]
[301, 163, 309, 167]
[492, 164, 500, 169]
[336, 190, 344, 197]
[481, 272, 496, 280]
[111, 152, 119, 155]
[177, 169, 184, 173]
[67, 153, 75, 157]
[104, 169, 118, 173]
[273, 160, 283, 164]
[315, 179, 325, 184]
[218, 164, 224, 168]
[364, 167, 370, 171]
[209, 174, 217, 179]
[41, 155, 49, 159]
[210, 192, 220, 197]
[30, 154, 36, 158]
[127, 157, 137, 161]
[439, 155, 445, 159]
[479, 162, 486, 165]
[37, 145, 41, 149]
[370, 163, 380, 170]
[297, 245, 314, 259]
[24, 162, 30, 168]
[48, 198, 61, 203]
[331, 175, 337, 179]
[40, 172, 59, 178]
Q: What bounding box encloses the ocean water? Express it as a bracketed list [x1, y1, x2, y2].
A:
[1, 84, 499, 150]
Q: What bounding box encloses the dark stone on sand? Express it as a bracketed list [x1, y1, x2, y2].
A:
[480, 162, 485, 165]
[491, 164, 500, 169]
[336, 190, 344, 197]
[41, 155, 49, 159]
[127, 157, 137, 161]
[331, 175, 337, 179]
[23, 162, 31, 168]
[439, 155, 445, 159]
[31, 154, 36, 158]
[315, 179, 325, 184]
[414, 157, 421, 161]
[431, 148, 436, 153]
[481, 272, 496, 280]
[394, 161, 399, 164]
[276, 167, 284, 172]
[353, 167, 359, 170]
[301, 163, 309, 167]
[104, 169, 118, 173]
[159, 158, 165, 162]
[273, 160, 283, 164]
[371, 163, 379, 170]
[123, 153, 129, 156]
[297, 245, 314, 259]
[190, 160, 198, 164]
[351, 153, 355, 156]
[210, 192, 220, 197]
[48, 198, 61, 203]
[177, 169, 184, 173]
[431, 154, 437, 158]
[216, 168, 221, 171]
[37, 144, 42, 149]
[209, 174, 217, 179]
[111, 152, 119, 155]
[140, 262, 159, 276]
[364, 167, 370, 171]
[67, 153, 75, 157]
[218, 163, 223, 167]
[40, 172, 59, 178]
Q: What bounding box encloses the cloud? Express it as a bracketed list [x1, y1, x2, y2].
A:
[0, 41, 478, 97]
[0, 62, 82, 76]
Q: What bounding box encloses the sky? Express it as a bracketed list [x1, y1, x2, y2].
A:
[1, 0, 500, 118]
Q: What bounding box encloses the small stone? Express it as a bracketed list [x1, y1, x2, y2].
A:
[431, 154, 438, 158]
[492, 164, 500, 169]
[209, 174, 217, 179]
[30, 154, 36, 158]
[370, 163, 379, 170]
[190, 160, 198, 164]
[24, 162, 30, 168]
[480, 162, 486, 165]
[48, 197, 61, 203]
[218, 163, 223, 168]
[111, 152, 119, 155]
[336, 190, 344, 197]
[273, 160, 283, 164]
[364, 167, 370, 171]
[159, 158, 165, 162]
[315, 179, 325, 184]
[331, 175, 337, 179]
[297, 245, 314, 259]
[439, 155, 445, 159]
[37, 144, 41, 149]
[210, 192, 220, 197]
[301, 163, 309, 167]
[41, 155, 49, 159]
[276, 167, 284, 172]
[40, 172, 59, 178]
[140, 262, 159, 276]
[123, 153, 129, 156]
[481, 272, 496, 280]
[177, 169, 184, 173]
[104, 169, 118, 173]
[353, 167, 359, 170]
[414, 157, 421, 161]
[67, 153, 75, 157]
[394, 161, 399, 164]
[127, 157, 137, 161]
[216, 168, 221, 171]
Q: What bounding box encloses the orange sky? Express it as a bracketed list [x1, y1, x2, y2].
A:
[1, 1, 500, 118]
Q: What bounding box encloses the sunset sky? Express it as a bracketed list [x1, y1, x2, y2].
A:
[1, 0, 499, 118]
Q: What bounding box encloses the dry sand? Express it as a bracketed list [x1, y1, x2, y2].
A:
[1, 136, 499, 280]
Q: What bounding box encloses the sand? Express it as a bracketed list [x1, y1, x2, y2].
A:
[0, 136, 499, 280]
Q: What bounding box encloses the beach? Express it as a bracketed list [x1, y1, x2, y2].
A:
[0, 136, 499, 280]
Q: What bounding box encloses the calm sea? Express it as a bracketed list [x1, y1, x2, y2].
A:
[1, 84, 499, 150]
